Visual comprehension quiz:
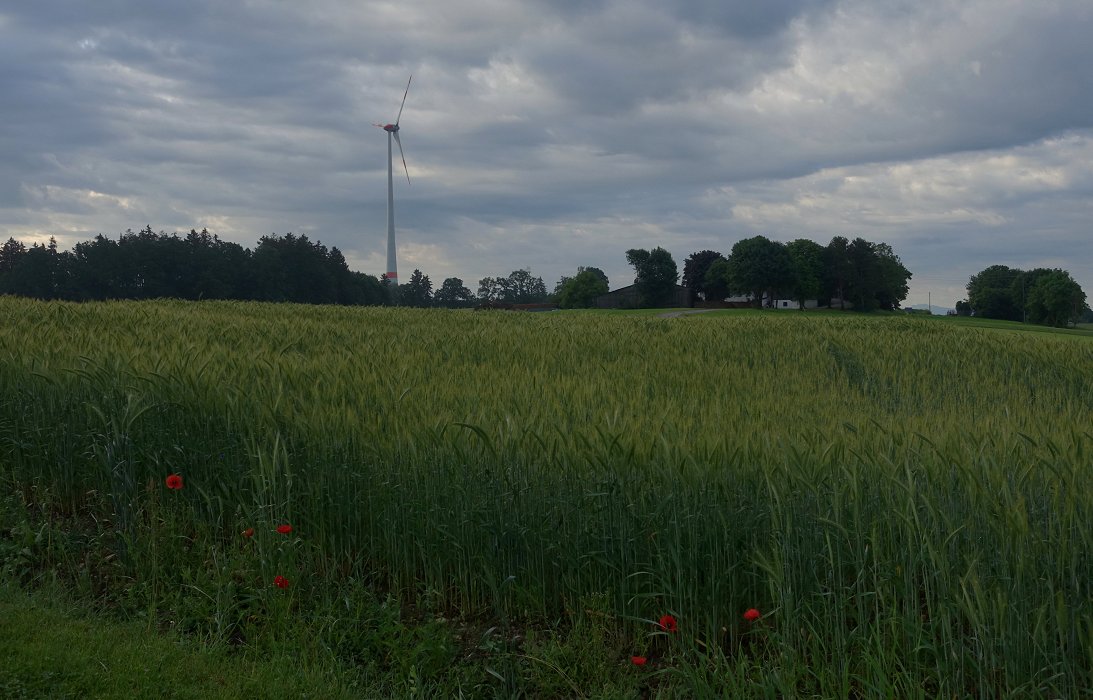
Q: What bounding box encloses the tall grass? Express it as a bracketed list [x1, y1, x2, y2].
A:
[1, 297, 1091, 696]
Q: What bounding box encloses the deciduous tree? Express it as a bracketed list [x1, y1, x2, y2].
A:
[872, 242, 912, 311]
[824, 236, 852, 309]
[785, 239, 825, 309]
[556, 267, 609, 308]
[723, 236, 792, 307]
[967, 264, 1022, 320]
[625, 247, 678, 307]
[1025, 269, 1086, 327]
[477, 270, 549, 303]
[703, 258, 731, 302]
[504, 269, 549, 303]
[434, 277, 475, 308]
[682, 250, 724, 301]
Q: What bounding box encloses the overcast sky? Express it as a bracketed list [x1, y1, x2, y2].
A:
[3, 0, 1092, 309]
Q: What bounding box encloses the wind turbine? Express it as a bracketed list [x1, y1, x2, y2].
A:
[374, 75, 411, 286]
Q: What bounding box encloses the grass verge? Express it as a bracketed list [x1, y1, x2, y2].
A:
[0, 582, 362, 699]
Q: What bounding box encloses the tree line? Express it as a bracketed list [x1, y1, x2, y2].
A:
[0, 228, 599, 310]
[0, 227, 388, 305]
[0, 228, 912, 312]
[397, 266, 610, 309]
[7, 227, 1087, 326]
[958, 265, 1089, 327]
[412, 234, 912, 311]
[669, 235, 911, 311]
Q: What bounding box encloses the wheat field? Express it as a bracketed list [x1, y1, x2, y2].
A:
[1, 298, 1090, 696]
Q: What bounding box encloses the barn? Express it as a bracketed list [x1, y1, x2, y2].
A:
[595, 284, 694, 309]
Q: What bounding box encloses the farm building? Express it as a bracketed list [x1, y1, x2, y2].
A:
[714, 293, 820, 309]
[773, 299, 820, 309]
[595, 284, 693, 309]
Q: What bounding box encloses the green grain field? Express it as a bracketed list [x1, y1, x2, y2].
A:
[1, 298, 1091, 697]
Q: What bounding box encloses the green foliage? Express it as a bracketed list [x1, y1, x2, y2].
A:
[399, 269, 433, 307]
[682, 250, 724, 300]
[477, 269, 549, 304]
[968, 264, 1088, 327]
[0, 237, 27, 274]
[1025, 269, 1087, 326]
[785, 239, 825, 308]
[520, 604, 641, 697]
[701, 236, 910, 311]
[968, 264, 1023, 320]
[555, 268, 610, 308]
[0, 229, 388, 306]
[723, 235, 792, 305]
[248, 232, 341, 304]
[581, 266, 609, 287]
[625, 246, 678, 307]
[0, 583, 389, 699]
[870, 242, 912, 310]
[1, 237, 63, 300]
[703, 257, 732, 301]
[433, 277, 475, 308]
[839, 237, 913, 311]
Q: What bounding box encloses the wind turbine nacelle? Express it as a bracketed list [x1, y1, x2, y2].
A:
[383, 123, 399, 132]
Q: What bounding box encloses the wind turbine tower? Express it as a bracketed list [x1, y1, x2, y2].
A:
[374, 76, 411, 286]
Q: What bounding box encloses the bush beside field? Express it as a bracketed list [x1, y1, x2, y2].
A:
[1, 298, 1091, 697]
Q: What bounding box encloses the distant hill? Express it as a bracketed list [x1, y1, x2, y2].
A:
[905, 303, 953, 316]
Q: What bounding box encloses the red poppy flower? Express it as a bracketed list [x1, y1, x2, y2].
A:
[658, 614, 678, 633]
[743, 608, 761, 622]
[276, 524, 292, 534]
[631, 655, 647, 666]
[273, 575, 289, 589]
[242, 527, 255, 538]
[165, 474, 183, 490]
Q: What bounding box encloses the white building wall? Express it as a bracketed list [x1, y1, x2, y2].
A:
[773, 299, 819, 309]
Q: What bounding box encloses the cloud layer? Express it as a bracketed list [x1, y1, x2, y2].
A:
[3, 0, 1092, 307]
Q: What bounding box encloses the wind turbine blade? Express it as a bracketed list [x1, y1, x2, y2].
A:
[395, 75, 411, 125]
[393, 131, 410, 184]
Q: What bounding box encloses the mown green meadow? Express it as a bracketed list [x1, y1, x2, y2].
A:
[1, 298, 1091, 697]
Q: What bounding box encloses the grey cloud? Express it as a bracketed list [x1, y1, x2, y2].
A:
[516, 4, 800, 115]
[905, 15, 1093, 148]
[2, 1, 1092, 307]
[673, 0, 836, 37]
